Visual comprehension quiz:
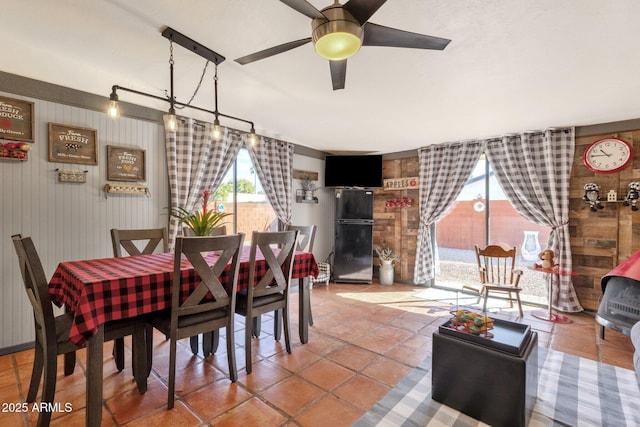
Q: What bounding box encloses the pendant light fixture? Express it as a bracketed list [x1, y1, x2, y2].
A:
[108, 26, 257, 145]
[212, 64, 222, 141]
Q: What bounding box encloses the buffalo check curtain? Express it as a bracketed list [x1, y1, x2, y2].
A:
[246, 135, 294, 226]
[164, 117, 243, 247]
[165, 117, 294, 245]
[415, 128, 580, 313]
[414, 140, 484, 283]
[485, 128, 581, 312]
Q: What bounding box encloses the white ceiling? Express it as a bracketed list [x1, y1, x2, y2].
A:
[4, 0, 640, 154]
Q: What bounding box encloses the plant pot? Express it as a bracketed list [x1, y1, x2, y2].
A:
[379, 259, 394, 285]
[304, 190, 314, 200]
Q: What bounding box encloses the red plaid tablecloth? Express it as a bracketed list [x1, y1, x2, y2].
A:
[49, 247, 319, 346]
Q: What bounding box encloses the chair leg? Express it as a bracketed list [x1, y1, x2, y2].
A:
[167, 335, 177, 409]
[63, 352, 76, 376]
[189, 335, 199, 355]
[131, 322, 147, 394]
[226, 323, 237, 382]
[245, 319, 253, 374]
[113, 338, 125, 372]
[251, 315, 262, 337]
[27, 342, 44, 403]
[482, 290, 489, 313]
[282, 305, 292, 354]
[515, 292, 524, 317]
[38, 345, 58, 427]
[273, 310, 282, 341]
[304, 280, 314, 326]
[202, 332, 213, 356]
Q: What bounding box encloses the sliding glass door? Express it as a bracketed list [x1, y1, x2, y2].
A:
[434, 155, 548, 305]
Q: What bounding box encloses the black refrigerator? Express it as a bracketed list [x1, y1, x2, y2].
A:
[334, 189, 374, 283]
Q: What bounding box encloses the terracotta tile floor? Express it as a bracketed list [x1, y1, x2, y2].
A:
[0, 283, 635, 426]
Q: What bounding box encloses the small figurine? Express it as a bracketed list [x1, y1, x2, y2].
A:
[583, 183, 603, 212]
[623, 181, 640, 211]
[534, 249, 557, 271]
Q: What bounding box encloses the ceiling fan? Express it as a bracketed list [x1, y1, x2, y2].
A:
[234, 0, 451, 90]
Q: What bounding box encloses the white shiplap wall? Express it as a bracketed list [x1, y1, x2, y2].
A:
[0, 91, 168, 350]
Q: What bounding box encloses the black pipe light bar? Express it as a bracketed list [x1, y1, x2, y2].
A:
[108, 26, 257, 145]
[161, 26, 226, 65]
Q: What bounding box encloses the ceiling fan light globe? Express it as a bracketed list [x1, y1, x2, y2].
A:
[312, 15, 363, 61]
[314, 31, 362, 60]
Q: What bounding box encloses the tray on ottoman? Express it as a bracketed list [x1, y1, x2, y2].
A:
[439, 318, 531, 356]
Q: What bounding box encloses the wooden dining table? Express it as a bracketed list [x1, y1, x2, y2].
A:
[48, 246, 319, 426]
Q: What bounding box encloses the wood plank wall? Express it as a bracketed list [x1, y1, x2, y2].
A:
[571, 130, 640, 310]
[0, 91, 168, 350]
[374, 129, 640, 311]
[372, 157, 420, 282]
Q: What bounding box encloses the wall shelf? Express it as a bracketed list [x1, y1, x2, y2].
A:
[295, 189, 318, 204]
[296, 196, 318, 204]
[104, 183, 150, 197]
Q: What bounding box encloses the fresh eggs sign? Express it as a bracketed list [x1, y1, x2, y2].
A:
[48, 123, 98, 165]
[0, 96, 34, 142]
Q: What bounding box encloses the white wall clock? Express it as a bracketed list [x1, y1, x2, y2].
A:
[583, 137, 634, 174]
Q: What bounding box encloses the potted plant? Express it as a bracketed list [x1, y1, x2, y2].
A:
[170, 189, 231, 236]
[300, 178, 318, 200]
[375, 245, 399, 285]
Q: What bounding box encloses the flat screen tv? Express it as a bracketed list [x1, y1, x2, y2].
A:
[324, 154, 383, 188]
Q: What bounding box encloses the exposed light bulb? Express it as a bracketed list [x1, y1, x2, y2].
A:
[108, 100, 120, 119]
[212, 117, 222, 141]
[167, 114, 178, 131]
[249, 126, 257, 146]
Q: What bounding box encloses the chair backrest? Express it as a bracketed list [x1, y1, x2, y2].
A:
[172, 233, 245, 325]
[248, 230, 298, 299]
[474, 243, 518, 285]
[111, 228, 168, 257]
[182, 225, 227, 237]
[11, 235, 57, 349]
[285, 224, 316, 252]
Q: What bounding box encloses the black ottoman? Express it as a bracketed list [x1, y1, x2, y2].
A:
[432, 327, 538, 427]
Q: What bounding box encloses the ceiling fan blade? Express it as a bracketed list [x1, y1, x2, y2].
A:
[279, 0, 325, 19]
[235, 38, 312, 65]
[329, 60, 347, 91]
[343, 0, 388, 24]
[363, 22, 451, 50]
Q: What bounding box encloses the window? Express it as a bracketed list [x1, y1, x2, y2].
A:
[434, 155, 548, 305]
[214, 148, 277, 244]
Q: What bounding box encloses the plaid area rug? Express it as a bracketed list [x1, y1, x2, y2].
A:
[354, 349, 640, 427]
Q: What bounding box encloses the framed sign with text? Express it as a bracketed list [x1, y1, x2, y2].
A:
[0, 96, 34, 142]
[48, 123, 98, 165]
[107, 145, 146, 181]
[383, 177, 419, 191]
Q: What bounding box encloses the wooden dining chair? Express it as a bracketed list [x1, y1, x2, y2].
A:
[236, 230, 298, 374]
[183, 224, 228, 355]
[11, 234, 147, 427]
[147, 233, 244, 408]
[110, 228, 168, 371]
[111, 227, 169, 258]
[182, 225, 226, 237]
[463, 243, 524, 317]
[265, 224, 317, 340]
